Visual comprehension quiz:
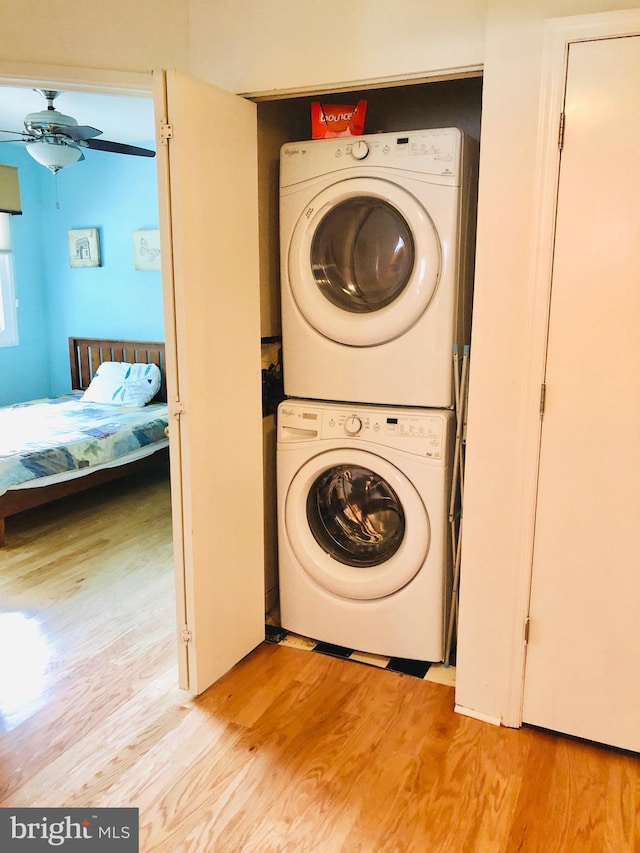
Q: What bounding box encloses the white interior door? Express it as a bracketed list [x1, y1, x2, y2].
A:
[154, 70, 265, 695]
[522, 36, 640, 751]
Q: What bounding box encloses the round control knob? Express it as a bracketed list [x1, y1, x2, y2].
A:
[351, 140, 369, 160]
[344, 416, 363, 435]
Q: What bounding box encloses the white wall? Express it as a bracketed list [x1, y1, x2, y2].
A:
[188, 0, 486, 94]
[0, 0, 189, 73]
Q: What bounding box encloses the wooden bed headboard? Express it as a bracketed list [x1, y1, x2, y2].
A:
[68, 337, 167, 403]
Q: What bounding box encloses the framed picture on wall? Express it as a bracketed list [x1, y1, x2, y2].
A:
[68, 228, 101, 268]
[133, 229, 161, 271]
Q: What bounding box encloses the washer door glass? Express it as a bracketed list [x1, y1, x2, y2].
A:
[307, 464, 405, 567]
[311, 198, 414, 313]
[285, 448, 430, 600]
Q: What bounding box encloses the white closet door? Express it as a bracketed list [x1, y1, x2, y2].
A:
[154, 70, 265, 695]
[522, 36, 640, 751]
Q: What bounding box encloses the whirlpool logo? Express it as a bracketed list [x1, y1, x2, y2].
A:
[1, 808, 138, 851]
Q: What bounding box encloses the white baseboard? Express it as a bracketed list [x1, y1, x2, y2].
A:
[454, 704, 501, 726]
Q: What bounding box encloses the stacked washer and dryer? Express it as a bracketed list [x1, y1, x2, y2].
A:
[276, 128, 478, 662]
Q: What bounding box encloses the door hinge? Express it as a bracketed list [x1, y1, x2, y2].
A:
[524, 617, 530, 646]
[558, 112, 565, 151]
[181, 625, 192, 644]
[173, 399, 185, 419]
[160, 120, 174, 144]
[539, 383, 547, 417]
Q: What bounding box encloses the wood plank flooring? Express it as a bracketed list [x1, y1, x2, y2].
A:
[0, 469, 638, 852]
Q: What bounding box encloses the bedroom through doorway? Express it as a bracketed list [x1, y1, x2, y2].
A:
[0, 81, 176, 732]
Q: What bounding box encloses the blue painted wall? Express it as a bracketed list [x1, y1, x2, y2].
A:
[0, 147, 49, 404]
[0, 141, 163, 405]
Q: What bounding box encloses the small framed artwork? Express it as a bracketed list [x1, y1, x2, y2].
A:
[68, 228, 101, 268]
[133, 229, 161, 271]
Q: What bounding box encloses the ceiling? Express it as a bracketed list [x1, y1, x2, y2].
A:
[0, 85, 156, 147]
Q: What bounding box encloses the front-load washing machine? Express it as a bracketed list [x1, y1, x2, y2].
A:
[277, 399, 454, 661]
[280, 127, 478, 409]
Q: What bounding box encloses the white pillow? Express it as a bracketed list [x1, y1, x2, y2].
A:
[81, 361, 162, 407]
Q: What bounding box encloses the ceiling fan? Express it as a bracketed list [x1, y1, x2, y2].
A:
[0, 89, 155, 174]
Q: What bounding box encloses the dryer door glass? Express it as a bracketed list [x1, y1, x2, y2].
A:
[311, 198, 414, 313]
[307, 464, 405, 567]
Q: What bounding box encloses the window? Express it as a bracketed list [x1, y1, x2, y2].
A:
[0, 213, 18, 347]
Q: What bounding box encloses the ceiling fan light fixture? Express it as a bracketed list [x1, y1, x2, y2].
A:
[26, 139, 83, 174]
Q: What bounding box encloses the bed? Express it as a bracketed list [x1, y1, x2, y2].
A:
[0, 337, 169, 546]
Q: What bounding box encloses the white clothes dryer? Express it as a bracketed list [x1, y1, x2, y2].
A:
[280, 128, 478, 409]
[277, 399, 454, 661]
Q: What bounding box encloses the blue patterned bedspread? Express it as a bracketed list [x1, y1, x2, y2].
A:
[0, 392, 169, 496]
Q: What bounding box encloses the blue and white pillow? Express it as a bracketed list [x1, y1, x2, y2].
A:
[81, 361, 162, 407]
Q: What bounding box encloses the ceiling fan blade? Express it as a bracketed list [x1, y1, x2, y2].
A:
[0, 128, 27, 137]
[83, 138, 155, 157]
[58, 125, 103, 141]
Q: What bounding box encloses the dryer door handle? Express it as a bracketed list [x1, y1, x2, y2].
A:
[281, 426, 318, 440]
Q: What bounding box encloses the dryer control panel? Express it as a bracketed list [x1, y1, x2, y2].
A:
[278, 400, 454, 460]
[280, 127, 465, 187]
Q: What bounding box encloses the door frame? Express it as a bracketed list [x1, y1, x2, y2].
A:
[0, 60, 151, 97]
[505, 7, 640, 728]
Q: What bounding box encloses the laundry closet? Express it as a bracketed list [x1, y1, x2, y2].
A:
[253, 75, 483, 626]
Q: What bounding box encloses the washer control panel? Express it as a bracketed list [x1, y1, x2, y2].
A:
[278, 401, 452, 460]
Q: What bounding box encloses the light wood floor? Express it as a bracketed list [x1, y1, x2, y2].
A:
[0, 470, 638, 852]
